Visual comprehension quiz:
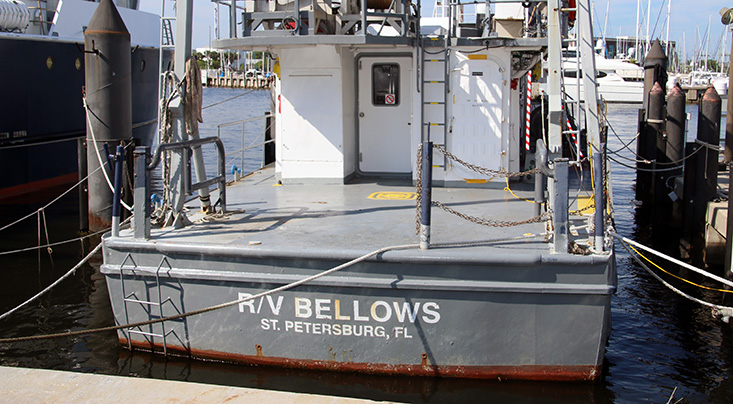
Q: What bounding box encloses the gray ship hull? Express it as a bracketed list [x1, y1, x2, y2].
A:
[100, 171, 615, 382]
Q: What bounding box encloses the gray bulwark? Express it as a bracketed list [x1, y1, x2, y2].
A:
[102, 167, 615, 382]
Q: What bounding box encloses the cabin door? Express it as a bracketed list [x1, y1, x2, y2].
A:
[357, 56, 412, 174]
[449, 55, 506, 179]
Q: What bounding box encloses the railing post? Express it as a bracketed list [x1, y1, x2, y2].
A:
[420, 141, 433, 250]
[111, 145, 125, 238]
[134, 146, 151, 240]
[593, 145, 605, 252]
[534, 139, 548, 217]
[552, 158, 569, 254]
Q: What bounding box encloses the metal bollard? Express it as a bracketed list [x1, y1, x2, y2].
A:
[534, 139, 548, 217]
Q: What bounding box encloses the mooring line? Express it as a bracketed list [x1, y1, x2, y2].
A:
[0, 234, 542, 344]
[0, 243, 103, 322]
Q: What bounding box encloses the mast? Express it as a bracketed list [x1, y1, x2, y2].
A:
[645, 0, 651, 55]
[665, 0, 671, 58]
[635, 0, 640, 60]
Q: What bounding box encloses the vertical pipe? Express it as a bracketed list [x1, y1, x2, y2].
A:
[419, 141, 433, 250]
[643, 40, 667, 119]
[726, 31, 733, 164]
[230, 0, 237, 38]
[241, 122, 245, 172]
[360, 0, 367, 36]
[594, 147, 605, 252]
[726, 164, 733, 276]
[534, 139, 547, 217]
[682, 142, 700, 240]
[635, 108, 655, 202]
[111, 145, 125, 238]
[553, 158, 569, 254]
[84, 0, 132, 231]
[133, 146, 151, 240]
[648, 82, 668, 225]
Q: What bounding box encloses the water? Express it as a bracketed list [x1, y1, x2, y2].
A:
[1, 89, 732, 403]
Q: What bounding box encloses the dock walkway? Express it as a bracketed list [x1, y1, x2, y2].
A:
[0, 366, 391, 404]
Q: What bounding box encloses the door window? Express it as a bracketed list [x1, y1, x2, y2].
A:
[372, 64, 400, 106]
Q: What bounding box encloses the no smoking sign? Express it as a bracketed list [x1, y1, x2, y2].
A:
[385, 94, 396, 105]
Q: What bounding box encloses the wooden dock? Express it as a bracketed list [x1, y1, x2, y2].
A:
[0, 366, 392, 404]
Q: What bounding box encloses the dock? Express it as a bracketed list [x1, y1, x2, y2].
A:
[0, 366, 391, 404]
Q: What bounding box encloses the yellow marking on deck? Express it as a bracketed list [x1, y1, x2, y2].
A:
[465, 179, 489, 184]
[576, 195, 595, 215]
[368, 191, 417, 200]
[468, 54, 488, 60]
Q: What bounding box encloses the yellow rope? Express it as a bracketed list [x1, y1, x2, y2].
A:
[504, 176, 538, 204]
[627, 243, 733, 294]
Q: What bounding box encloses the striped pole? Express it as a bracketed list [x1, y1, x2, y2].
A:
[566, 118, 583, 158]
[525, 73, 532, 151]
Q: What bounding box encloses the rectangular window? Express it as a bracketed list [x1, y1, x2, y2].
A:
[372, 64, 400, 106]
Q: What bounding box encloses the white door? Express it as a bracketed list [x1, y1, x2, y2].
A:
[358, 56, 412, 174]
[449, 55, 505, 180]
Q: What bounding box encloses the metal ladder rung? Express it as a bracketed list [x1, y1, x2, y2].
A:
[563, 130, 580, 135]
[424, 101, 445, 105]
[124, 298, 160, 306]
[423, 123, 445, 126]
[128, 329, 164, 338]
[425, 59, 445, 62]
[424, 80, 445, 84]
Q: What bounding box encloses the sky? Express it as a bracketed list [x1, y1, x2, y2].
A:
[139, 0, 731, 61]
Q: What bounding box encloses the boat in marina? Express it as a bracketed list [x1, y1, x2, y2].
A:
[0, 0, 163, 200]
[99, 0, 616, 382]
[562, 45, 644, 103]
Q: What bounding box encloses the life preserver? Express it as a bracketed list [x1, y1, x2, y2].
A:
[568, 0, 576, 28]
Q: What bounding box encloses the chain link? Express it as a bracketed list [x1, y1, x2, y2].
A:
[433, 144, 541, 178]
[415, 143, 550, 231]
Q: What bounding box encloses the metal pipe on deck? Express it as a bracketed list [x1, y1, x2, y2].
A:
[83, 0, 132, 231]
[593, 146, 605, 252]
[111, 145, 125, 237]
[419, 141, 433, 250]
[133, 147, 150, 240]
[534, 139, 548, 217]
[553, 158, 569, 254]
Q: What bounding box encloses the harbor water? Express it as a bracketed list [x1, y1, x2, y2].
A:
[1, 88, 732, 403]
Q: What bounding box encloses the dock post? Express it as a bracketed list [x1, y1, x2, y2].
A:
[534, 139, 547, 217]
[666, 84, 686, 227]
[419, 141, 433, 250]
[133, 147, 151, 240]
[648, 82, 668, 225]
[636, 108, 655, 203]
[692, 86, 722, 255]
[593, 146, 605, 252]
[111, 145, 125, 238]
[84, 0, 132, 231]
[553, 158, 569, 254]
[643, 40, 667, 117]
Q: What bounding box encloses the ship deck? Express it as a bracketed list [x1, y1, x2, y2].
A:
[118, 165, 603, 265]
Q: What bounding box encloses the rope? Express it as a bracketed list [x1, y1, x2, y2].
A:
[0, 243, 103, 322]
[83, 96, 133, 213]
[0, 164, 105, 233]
[0, 226, 110, 256]
[627, 244, 733, 294]
[610, 232, 733, 289]
[0, 243, 417, 343]
[0, 235, 544, 344]
[617, 239, 733, 317]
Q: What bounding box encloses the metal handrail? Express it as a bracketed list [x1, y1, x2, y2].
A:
[217, 113, 271, 174]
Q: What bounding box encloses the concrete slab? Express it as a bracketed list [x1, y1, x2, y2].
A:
[0, 366, 393, 404]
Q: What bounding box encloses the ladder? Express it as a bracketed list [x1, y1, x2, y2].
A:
[118, 255, 175, 355]
[546, 0, 601, 157]
[419, 2, 451, 169]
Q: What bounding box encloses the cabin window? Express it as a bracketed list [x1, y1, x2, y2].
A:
[372, 64, 400, 106]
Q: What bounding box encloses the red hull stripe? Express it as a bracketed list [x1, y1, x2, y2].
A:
[0, 173, 78, 200]
[121, 338, 601, 382]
